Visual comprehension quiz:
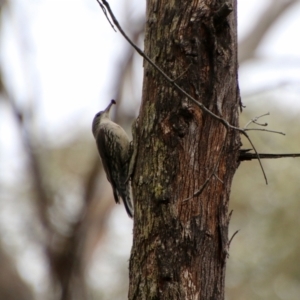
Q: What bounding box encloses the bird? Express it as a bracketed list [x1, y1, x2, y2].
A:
[92, 100, 133, 217]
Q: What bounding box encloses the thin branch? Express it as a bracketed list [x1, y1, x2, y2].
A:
[242, 131, 267, 183]
[228, 210, 233, 223]
[239, 152, 300, 161]
[213, 173, 224, 184]
[96, 0, 268, 184]
[96, 0, 116, 31]
[243, 112, 285, 135]
[244, 128, 285, 135]
[244, 112, 270, 129]
[228, 230, 239, 249]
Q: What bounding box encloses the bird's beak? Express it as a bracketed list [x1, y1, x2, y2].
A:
[104, 99, 116, 113]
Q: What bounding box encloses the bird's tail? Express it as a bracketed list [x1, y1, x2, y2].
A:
[119, 161, 133, 218]
[121, 183, 134, 218]
[112, 176, 133, 218]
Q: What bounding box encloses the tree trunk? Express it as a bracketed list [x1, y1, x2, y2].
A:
[129, 1, 240, 299]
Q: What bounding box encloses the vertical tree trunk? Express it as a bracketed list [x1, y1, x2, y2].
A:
[129, 1, 240, 299]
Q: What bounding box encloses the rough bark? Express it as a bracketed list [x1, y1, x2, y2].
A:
[129, 1, 240, 299]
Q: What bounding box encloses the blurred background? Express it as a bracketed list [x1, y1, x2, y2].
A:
[0, 0, 299, 299]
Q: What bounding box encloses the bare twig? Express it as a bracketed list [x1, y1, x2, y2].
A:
[96, 0, 116, 31]
[239, 131, 267, 183]
[243, 112, 285, 135]
[244, 112, 270, 129]
[96, 0, 268, 184]
[228, 230, 239, 249]
[239, 152, 300, 161]
[228, 210, 233, 222]
[213, 173, 224, 184]
[244, 128, 285, 135]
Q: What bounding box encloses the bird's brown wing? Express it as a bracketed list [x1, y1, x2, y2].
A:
[96, 125, 123, 204]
